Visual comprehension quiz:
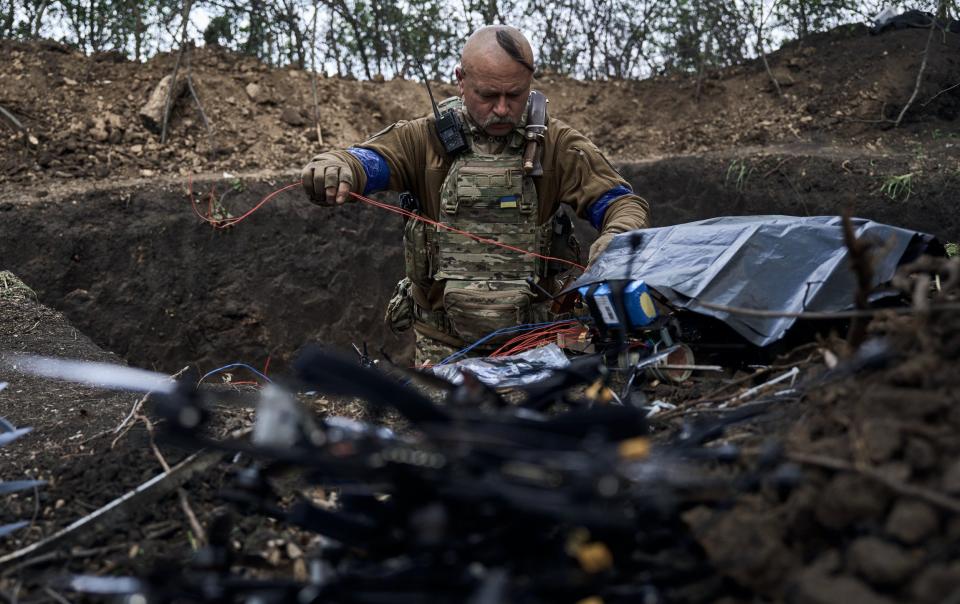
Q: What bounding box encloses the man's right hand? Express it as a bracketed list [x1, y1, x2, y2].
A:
[301, 153, 355, 206]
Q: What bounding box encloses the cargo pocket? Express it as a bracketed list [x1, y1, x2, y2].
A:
[403, 216, 433, 288]
[385, 278, 414, 334]
[443, 280, 533, 343]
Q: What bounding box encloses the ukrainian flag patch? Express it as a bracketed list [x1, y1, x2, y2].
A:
[499, 194, 519, 209]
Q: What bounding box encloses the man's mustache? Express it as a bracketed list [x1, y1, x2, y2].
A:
[481, 115, 516, 128]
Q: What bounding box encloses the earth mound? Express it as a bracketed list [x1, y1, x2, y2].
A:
[0, 24, 958, 194]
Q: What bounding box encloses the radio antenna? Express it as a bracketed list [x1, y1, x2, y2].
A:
[416, 61, 443, 122]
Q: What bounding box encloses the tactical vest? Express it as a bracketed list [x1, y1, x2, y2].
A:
[407, 97, 553, 346]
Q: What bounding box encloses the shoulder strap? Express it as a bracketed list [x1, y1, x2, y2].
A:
[523, 91, 548, 176]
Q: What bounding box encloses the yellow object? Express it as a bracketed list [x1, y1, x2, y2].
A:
[618, 437, 651, 460]
[576, 542, 614, 573]
[577, 598, 603, 604]
[584, 379, 615, 404]
[639, 291, 656, 318]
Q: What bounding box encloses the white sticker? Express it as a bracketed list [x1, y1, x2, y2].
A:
[594, 295, 619, 325]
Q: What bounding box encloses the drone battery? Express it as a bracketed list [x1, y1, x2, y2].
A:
[578, 281, 658, 328]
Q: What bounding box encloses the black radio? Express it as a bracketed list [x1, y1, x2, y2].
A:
[418, 62, 468, 156]
[434, 107, 469, 155]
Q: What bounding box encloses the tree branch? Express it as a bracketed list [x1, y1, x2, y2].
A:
[895, 8, 941, 127]
[310, 0, 324, 147]
[160, 0, 193, 145]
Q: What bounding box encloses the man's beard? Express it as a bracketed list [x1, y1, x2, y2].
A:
[481, 115, 516, 131]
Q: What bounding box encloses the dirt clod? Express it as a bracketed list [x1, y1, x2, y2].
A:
[884, 498, 939, 544]
[793, 569, 895, 604]
[941, 459, 960, 494]
[861, 418, 902, 463]
[846, 536, 920, 585]
[911, 563, 960, 603]
[815, 474, 891, 530]
[683, 500, 798, 594]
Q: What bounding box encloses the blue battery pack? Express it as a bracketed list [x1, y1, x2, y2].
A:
[579, 281, 658, 328]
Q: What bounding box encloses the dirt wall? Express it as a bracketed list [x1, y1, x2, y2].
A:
[0, 179, 409, 372]
[2, 143, 958, 374]
[623, 149, 960, 241]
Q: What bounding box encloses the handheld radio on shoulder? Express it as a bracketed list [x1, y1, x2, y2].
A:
[418, 62, 469, 156]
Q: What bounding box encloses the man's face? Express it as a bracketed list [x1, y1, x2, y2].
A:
[456, 57, 532, 137]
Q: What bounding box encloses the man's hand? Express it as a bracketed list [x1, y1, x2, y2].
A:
[588, 232, 615, 266]
[301, 153, 355, 206]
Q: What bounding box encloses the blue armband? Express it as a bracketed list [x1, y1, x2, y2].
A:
[347, 147, 390, 194]
[588, 185, 633, 230]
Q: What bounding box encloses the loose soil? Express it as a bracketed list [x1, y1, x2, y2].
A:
[1, 20, 960, 603]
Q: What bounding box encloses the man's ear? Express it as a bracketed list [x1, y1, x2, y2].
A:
[455, 65, 465, 94]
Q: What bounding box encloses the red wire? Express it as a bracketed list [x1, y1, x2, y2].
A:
[500, 329, 581, 356]
[187, 178, 586, 270]
[490, 321, 580, 357]
[347, 191, 586, 271]
[509, 330, 581, 355]
[496, 324, 587, 356]
[187, 177, 301, 229]
[218, 182, 302, 227]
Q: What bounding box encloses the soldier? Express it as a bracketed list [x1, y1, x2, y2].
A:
[302, 25, 650, 366]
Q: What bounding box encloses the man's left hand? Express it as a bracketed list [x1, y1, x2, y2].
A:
[588, 232, 615, 266]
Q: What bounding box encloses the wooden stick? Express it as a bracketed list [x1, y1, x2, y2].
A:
[841, 208, 873, 348]
[895, 9, 940, 127]
[160, 0, 193, 145]
[42, 587, 70, 604]
[185, 74, 211, 132]
[309, 0, 324, 147]
[922, 80, 960, 107]
[0, 450, 222, 570]
[140, 414, 207, 546]
[0, 105, 25, 133]
[0, 104, 34, 148]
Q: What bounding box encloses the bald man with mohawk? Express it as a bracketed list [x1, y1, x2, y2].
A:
[302, 26, 650, 366]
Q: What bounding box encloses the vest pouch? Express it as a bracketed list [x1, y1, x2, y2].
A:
[385, 278, 414, 334]
[443, 280, 533, 344]
[403, 215, 433, 288]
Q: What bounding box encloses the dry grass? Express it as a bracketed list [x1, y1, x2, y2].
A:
[0, 270, 37, 302]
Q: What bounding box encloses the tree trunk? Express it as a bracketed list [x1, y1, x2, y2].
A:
[32, 0, 52, 38]
[133, 2, 143, 62]
[1, 1, 14, 38]
[798, 0, 807, 40]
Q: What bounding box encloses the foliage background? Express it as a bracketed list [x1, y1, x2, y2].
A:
[0, 0, 953, 79]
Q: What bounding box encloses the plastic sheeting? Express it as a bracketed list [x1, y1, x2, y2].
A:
[430, 344, 570, 388]
[572, 216, 936, 347]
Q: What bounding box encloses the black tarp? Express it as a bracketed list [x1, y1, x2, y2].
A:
[571, 216, 938, 347]
[872, 9, 960, 35]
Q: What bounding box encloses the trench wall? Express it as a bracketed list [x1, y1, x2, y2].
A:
[1, 151, 956, 371]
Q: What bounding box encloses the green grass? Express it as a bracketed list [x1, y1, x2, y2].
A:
[879, 173, 914, 202]
[725, 159, 754, 192]
[946, 242, 959, 258]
